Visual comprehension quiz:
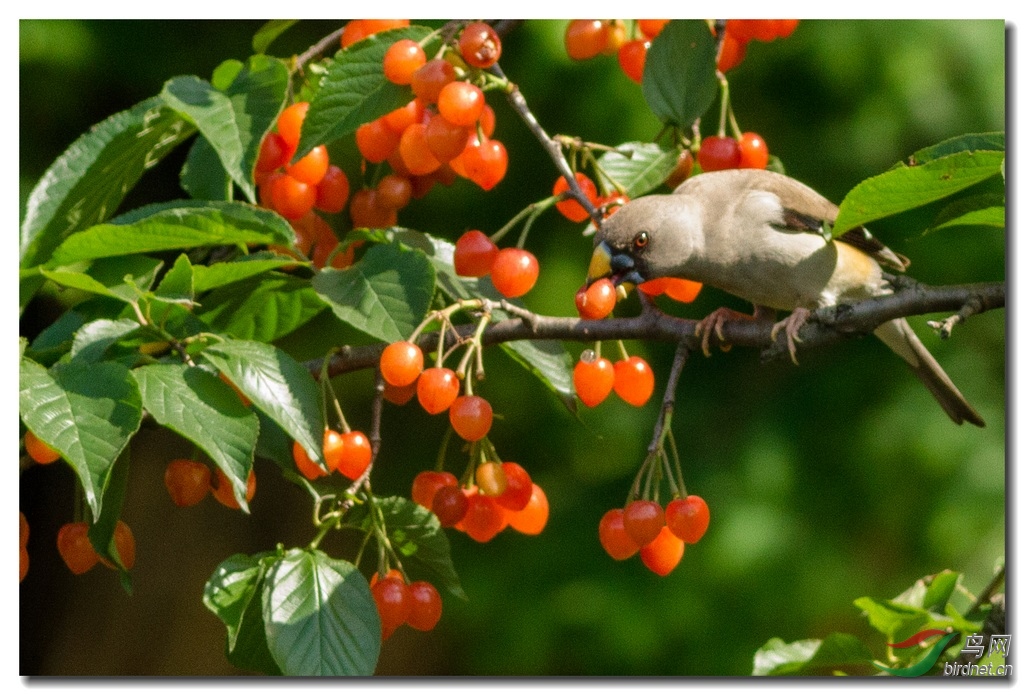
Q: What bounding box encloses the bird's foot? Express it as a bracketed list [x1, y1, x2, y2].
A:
[694, 307, 758, 357]
[770, 307, 812, 365]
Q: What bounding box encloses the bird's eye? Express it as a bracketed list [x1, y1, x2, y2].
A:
[633, 231, 649, 249]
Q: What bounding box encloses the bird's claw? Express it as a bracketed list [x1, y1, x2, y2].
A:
[694, 307, 753, 357]
[770, 307, 811, 365]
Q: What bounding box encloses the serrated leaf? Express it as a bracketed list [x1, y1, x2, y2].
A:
[204, 552, 282, 675]
[753, 633, 875, 676]
[21, 97, 196, 268]
[193, 255, 303, 292]
[930, 193, 1005, 233]
[40, 255, 163, 303]
[352, 496, 466, 600]
[201, 339, 324, 474]
[156, 254, 195, 300]
[641, 20, 718, 128]
[262, 548, 380, 676]
[19, 358, 142, 519]
[161, 56, 289, 202]
[854, 596, 931, 644]
[834, 150, 1005, 235]
[253, 20, 298, 54]
[181, 135, 233, 201]
[297, 25, 433, 158]
[87, 447, 133, 580]
[196, 275, 326, 343]
[597, 141, 682, 197]
[134, 364, 259, 511]
[312, 242, 434, 344]
[254, 409, 294, 469]
[50, 201, 295, 265]
[912, 132, 1004, 164]
[70, 318, 141, 363]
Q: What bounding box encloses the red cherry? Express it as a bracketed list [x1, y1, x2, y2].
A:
[453, 230, 498, 277]
[738, 132, 770, 170]
[666, 495, 711, 544]
[617, 39, 649, 83]
[459, 137, 508, 191]
[411, 470, 459, 508]
[459, 22, 502, 69]
[380, 341, 424, 387]
[417, 367, 460, 414]
[552, 172, 599, 223]
[490, 248, 539, 298]
[698, 135, 742, 172]
[613, 356, 655, 407]
[493, 462, 533, 512]
[573, 354, 615, 408]
[449, 395, 493, 441]
[372, 576, 411, 640]
[717, 31, 748, 73]
[575, 278, 616, 320]
[505, 483, 548, 534]
[639, 526, 685, 576]
[431, 485, 469, 527]
[622, 499, 666, 547]
[406, 580, 443, 631]
[565, 20, 610, 60]
[460, 491, 507, 542]
[598, 509, 640, 560]
[383, 39, 427, 85]
[337, 431, 372, 480]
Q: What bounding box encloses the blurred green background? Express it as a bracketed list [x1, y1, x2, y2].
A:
[19, 19, 1005, 676]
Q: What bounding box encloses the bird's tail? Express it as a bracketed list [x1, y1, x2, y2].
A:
[873, 318, 985, 427]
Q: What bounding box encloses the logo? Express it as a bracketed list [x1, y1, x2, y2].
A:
[874, 630, 1012, 677]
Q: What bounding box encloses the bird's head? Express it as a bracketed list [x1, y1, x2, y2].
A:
[586, 194, 699, 295]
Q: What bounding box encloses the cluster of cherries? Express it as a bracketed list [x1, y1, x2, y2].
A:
[453, 230, 539, 298]
[352, 20, 509, 226]
[165, 457, 257, 510]
[370, 568, 443, 640]
[255, 102, 355, 270]
[716, 19, 799, 73]
[599, 495, 710, 575]
[22, 431, 138, 577]
[564, 19, 670, 83]
[292, 428, 373, 483]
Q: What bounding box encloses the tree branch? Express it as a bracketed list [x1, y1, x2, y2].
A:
[313, 280, 1004, 378]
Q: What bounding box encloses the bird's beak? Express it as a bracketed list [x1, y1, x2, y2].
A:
[587, 241, 644, 299]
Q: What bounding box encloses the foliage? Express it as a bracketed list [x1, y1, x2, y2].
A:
[19, 19, 1005, 677]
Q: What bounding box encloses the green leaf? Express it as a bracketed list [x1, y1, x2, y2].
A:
[297, 25, 433, 158]
[49, 201, 294, 264]
[180, 135, 233, 201]
[21, 97, 196, 268]
[88, 447, 133, 580]
[911, 132, 1004, 164]
[930, 194, 1005, 233]
[854, 596, 931, 644]
[161, 56, 289, 203]
[193, 256, 304, 292]
[312, 242, 435, 344]
[19, 358, 142, 519]
[253, 20, 298, 54]
[352, 496, 466, 600]
[641, 20, 719, 128]
[833, 150, 1005, 235]
[40, 255, 163, 303]
[196, 275, 326, 343]
[753, 633, 875, 676]
[204, 552, 282, 675]
[156, 254, 195, 301]
[262, 548, 381, 676]
[201, 339, 324, 472]
[70, 318, 141, 363]
[254, 409, 294, 469]
[597, 141, 683, 197]
[20, 273, 46, 315]
[134, 364, 259, 510]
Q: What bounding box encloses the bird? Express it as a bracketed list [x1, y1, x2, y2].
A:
[586, 168, 984, 427]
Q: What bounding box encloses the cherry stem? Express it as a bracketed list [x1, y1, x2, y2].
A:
[492, 63, 603, 228]
[490, 199, 551, 246]
[716, 74, 731, 137]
